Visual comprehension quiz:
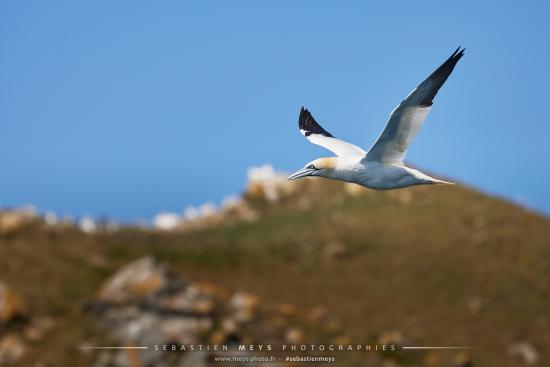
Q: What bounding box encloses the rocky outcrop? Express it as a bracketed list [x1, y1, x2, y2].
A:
[509, 341, 539, 365]
[87, 257, 266, 366]
[152, 165, 299, 232]
[85, 256, 361, 367]
[97, 256, 169, 305]
[0, 282, 26, 324]
[0, 208, 38, 236]
[0, 335, 25, 366]
[0, 281, 29, 366]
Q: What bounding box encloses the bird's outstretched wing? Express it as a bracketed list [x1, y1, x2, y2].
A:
[299, 107, 366, 157]
[364, 47, 465, 165]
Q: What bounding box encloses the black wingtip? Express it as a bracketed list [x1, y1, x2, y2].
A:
[416, 47, 466, 107]
[298, 107, 333, 137]
[452, 46, 466, 60]
[299, 106, 308, 123]
[443, 46, 465, 68]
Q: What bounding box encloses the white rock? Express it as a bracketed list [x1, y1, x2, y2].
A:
[43, 212, 58, 226]
[198, 202, 217, 217]
[79, 217, 97, 233]
[221, 195, 241, 209]
[246, 164, 288, 202]
[153, 212, 180, 230]
[181, 206, 199, 221]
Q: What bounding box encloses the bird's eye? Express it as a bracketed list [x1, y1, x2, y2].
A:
[307, 164, 315, 169]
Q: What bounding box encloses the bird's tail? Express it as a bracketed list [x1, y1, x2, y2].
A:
[430, 178, 455, 185]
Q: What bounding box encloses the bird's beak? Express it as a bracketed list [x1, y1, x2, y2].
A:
[288, 167, 316, 181]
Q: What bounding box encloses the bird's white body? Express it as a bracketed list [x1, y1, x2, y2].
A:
[289, 47, 464, 190]
[318, 157, 449, 190]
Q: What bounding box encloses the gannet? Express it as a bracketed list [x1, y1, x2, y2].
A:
[288, 47, 465, 190]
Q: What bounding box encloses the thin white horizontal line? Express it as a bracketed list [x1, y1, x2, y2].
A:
[78, 346, 148, 350]
[402, 346, 473, 350]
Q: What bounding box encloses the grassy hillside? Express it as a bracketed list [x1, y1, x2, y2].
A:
[1, 179, 549, 366]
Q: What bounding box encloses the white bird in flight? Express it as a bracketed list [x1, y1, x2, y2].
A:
[288, 47, 465, 190]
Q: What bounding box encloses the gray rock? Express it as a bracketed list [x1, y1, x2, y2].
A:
[509, 341, 539, 364]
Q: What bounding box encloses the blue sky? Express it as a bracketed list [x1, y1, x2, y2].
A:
[1, 1, 549, 221]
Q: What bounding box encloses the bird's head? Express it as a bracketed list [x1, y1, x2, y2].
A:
[288, 158, 337, 181]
